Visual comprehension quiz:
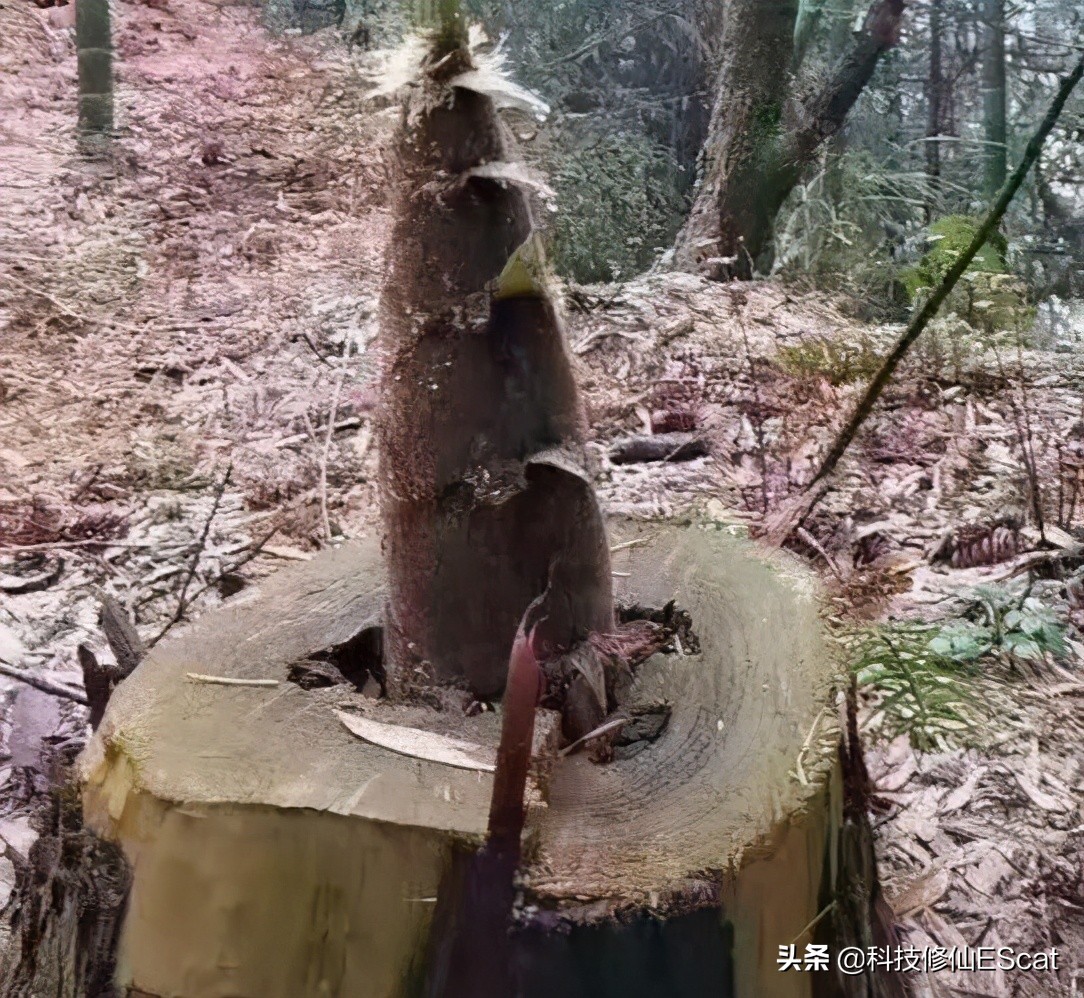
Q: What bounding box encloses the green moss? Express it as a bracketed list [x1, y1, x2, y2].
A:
[901, 215, 1006, 299]
[902, 215, 1034, 337]
[775, 336, 883, 386]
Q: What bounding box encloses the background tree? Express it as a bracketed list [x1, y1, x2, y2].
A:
[982, 0, 1008, 197]
[672, 0, 906, 278]
[76, 0, 113, 139]
[926, 0, 945, 217]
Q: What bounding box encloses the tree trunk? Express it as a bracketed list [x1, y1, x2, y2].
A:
[925, 0, 944, 218]
[982, 0, 1008, 197]
[673, 0, 905, 279]
[76, 0, 113, 139]
[673, 0, 800, 278]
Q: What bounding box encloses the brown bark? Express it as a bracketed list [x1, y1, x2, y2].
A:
[674, 0, 905, 279]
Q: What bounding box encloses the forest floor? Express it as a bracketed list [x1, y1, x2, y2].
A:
[1, 0, 1082, 995]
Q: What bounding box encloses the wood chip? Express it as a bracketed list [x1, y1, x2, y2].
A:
[1013, 770, 1069, 813]
[888, 865, 951, 918]
[938, 765, 986, 814]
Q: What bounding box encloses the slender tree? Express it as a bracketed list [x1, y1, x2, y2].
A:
[982, 0, 1008, 196]
[925, 0, 945, 217]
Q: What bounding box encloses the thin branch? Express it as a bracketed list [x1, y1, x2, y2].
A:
[783, 0, 906, 171]
[0, 662, 89, 706]
[4, 272, 155, 336]
[175, 522, 282, 611]
[185, 673, 279, 688]
[319, 340, 353, 542]
[147, 465, 232, 647]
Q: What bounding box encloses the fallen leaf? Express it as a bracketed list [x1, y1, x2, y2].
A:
[337, 710, 496, 772]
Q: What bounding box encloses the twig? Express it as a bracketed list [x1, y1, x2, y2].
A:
[276, 417, 360, 450]
[558, 715, 630, 757]
[734, 296, 771, 514]
[147, 466, 233, 648]
[176, 523, 282, 610]
[185, 673, 279, 688]
[797, 527, 844, 579]
[762, 49, 1084, 546]
[539, 7, 678, 69]
[0, 539, 159, 556]
[573, 328, 645, 356]
[993, 345, 1047, 541]
[4, 272, 155, 336]
[609, 536, 655, 554]
[319, 340, 353, 542]
[789, 901, 837, 946]
[0, 662, 89, 705]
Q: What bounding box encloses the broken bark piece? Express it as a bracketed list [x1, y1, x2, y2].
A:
[0, 556, 63, 595]
[98, 593, 145, 679]
[612, 703, 672, 760]
[619, 599, 701, 655]
[541, 619, 671, 747]
[608, 432, 709, 465]
[287, 658, 348, 690]
[78, 645, 113, 727]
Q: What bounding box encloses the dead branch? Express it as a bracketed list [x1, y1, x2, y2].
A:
[0, 661, 89, 705]
[319, 340, 353, 542]
[185, 673, 280, 688]
[98, 593, 145, 678]
[147, 465, 232, 647]
[609, 432, 709, 465]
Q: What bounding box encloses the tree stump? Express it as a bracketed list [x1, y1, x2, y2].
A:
[78, 521, 882, 997]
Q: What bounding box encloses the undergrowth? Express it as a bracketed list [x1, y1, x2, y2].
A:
[848, 584, 1068, 750]
[849, 624, 980, 752]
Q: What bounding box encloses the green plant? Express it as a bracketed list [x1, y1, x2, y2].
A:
[775, 336, 884, 386]
[774, 147, 930, 321]
[849, 624, 979, 751]
[900, 216, 1035, 338]
[901, 215, 1007, 297]
[933, 584, 1069, 666]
